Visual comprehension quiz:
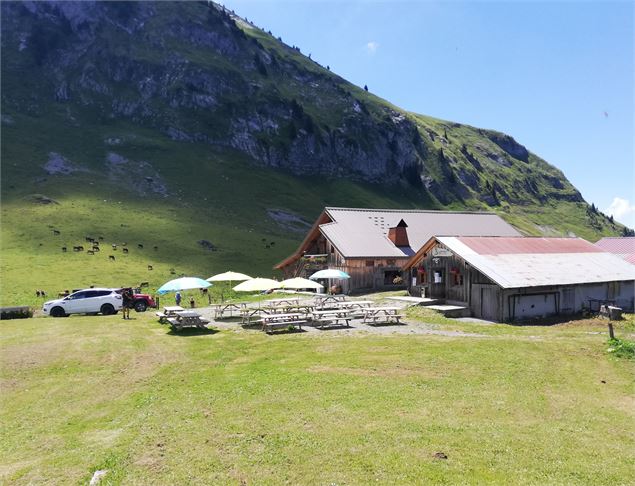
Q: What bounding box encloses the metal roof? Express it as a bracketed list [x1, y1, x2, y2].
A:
[595, 237, 635, 255]
[436, 236, 635, 289]
[595, 237, 635, 266]
[319, 207, 520, 258]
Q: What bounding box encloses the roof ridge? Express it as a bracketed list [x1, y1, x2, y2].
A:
[324, 206, 498, 215]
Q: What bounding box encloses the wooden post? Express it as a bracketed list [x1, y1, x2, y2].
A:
[608, 322, 615, 340]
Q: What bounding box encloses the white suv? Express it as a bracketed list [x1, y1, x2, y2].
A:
[42, 288, 123, 317]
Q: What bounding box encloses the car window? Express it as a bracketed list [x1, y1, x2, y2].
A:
[85, 290, 110, 298]
[68, 292, 87, 300]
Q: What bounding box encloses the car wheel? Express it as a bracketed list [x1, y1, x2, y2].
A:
[100, 304, 115, 316]
[134, 301, 147, 312]
[50, 306, 66, 318]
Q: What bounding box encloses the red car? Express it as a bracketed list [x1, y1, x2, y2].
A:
[116, 288, 157, 312]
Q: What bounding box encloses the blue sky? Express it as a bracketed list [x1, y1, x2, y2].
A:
[222, 0, 634, 227]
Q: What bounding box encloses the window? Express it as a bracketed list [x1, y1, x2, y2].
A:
[365, 260, 374, 267]
[384, 270, 402, 285]
[68, 292, 87, 300]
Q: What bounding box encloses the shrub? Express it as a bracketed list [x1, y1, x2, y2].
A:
[607, 337, 635, 360]
[1, 306, 34, 320]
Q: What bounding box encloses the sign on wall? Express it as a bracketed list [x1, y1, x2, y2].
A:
[431, 246, 453, 257]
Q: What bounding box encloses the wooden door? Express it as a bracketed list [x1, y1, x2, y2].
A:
[479, 286, 499, 321]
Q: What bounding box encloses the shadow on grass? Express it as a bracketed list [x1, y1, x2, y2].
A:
[264, 327, 307, 335]
[365, 322, 407, 328]
[314, 324, 354, 331]
[509, 312, 598, 327]
[167, 327, 219, 337]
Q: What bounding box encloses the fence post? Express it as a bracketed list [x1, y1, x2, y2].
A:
[608, 322, 615, 340]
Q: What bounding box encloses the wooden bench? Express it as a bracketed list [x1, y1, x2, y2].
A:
[155, 312, 168, 323]
[262, 320, 306, 333]
[365, 314, 404, 325]
[314, 316, 352, 328]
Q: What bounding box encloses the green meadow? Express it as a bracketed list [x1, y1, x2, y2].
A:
[1, 310, 633, 485]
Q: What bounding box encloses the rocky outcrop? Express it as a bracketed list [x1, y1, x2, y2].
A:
[1, 0, 583, 210]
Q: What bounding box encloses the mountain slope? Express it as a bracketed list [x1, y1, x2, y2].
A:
[0, 1, 623, 305]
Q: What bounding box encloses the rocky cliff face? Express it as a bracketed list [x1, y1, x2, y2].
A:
[1, 0, 586, 208]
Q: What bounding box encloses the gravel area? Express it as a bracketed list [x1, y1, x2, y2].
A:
[195, 298, 487, 338]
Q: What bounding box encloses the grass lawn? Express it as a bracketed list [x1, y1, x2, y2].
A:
[1, 311, 634, 485]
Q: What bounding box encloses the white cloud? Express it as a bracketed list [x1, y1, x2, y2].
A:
[365, 41, 379, 55]
[605, 197, 635, 227]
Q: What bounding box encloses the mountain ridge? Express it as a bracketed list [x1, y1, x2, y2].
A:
[0, 0, 626, 305]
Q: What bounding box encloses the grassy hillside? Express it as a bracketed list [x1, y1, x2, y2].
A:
[1, 312, 634, 483]
[0, 1, 625, 306]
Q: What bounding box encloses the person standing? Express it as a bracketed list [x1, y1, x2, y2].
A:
[175, 291, 182, 306]
[122, 288, 133, 320]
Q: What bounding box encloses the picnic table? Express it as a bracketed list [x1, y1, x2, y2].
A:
[266, 297, 301, 306]
[240, 307, 264, 325]
[311, 308, 354, 328]
[166, 310, 210, 331]
[259, 312, 306, 333]
[314, 295, 347, 305]
[362, 306, 404, 325]
[156, 305, 184, 323]
[211, 302, 246, 319]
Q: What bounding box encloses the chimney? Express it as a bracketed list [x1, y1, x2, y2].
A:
[388, 219, 409, 247]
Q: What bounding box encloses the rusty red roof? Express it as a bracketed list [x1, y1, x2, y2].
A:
[595, 237, 635, 255]
[456, 237, 603, 255]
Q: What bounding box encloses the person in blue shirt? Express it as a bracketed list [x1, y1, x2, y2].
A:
[175, 291, 182, 306]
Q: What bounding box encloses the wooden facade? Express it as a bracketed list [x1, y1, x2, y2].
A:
[281, 231, 407, 294]
[406, 238, 635, 322]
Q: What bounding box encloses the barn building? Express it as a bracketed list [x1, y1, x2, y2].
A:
[275, 207, 520, 293]
[403, 236, 635, 322]
[595, 237, 635, 265]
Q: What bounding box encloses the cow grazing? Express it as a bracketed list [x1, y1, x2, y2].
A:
[153, 246, 158, 251]
[112, 244, 117, 250]
[73, 246, 80, 252]
[87, 250, 95, 255]
[53, 229, 60, 235]
[92, 240, 99, 246]
[147, 265, 153, 271]
[138, 244, 144, 249]
[61, 246, 67, 252]
[109, 255, 116, 261]
[99, 236, 104, 240]
[85, 236, 94, 242]
[139, 281, 149, 288]
[123, 248, 129, 254]
[92, 246, 100, 252]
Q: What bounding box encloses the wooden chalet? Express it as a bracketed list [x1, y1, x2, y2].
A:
[274, 207, 520, 293]
[403, 236, 635, 321]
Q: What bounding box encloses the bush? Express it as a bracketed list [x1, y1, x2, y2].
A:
[1, 306, 34, 320]
[607, 337, 635, 360]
